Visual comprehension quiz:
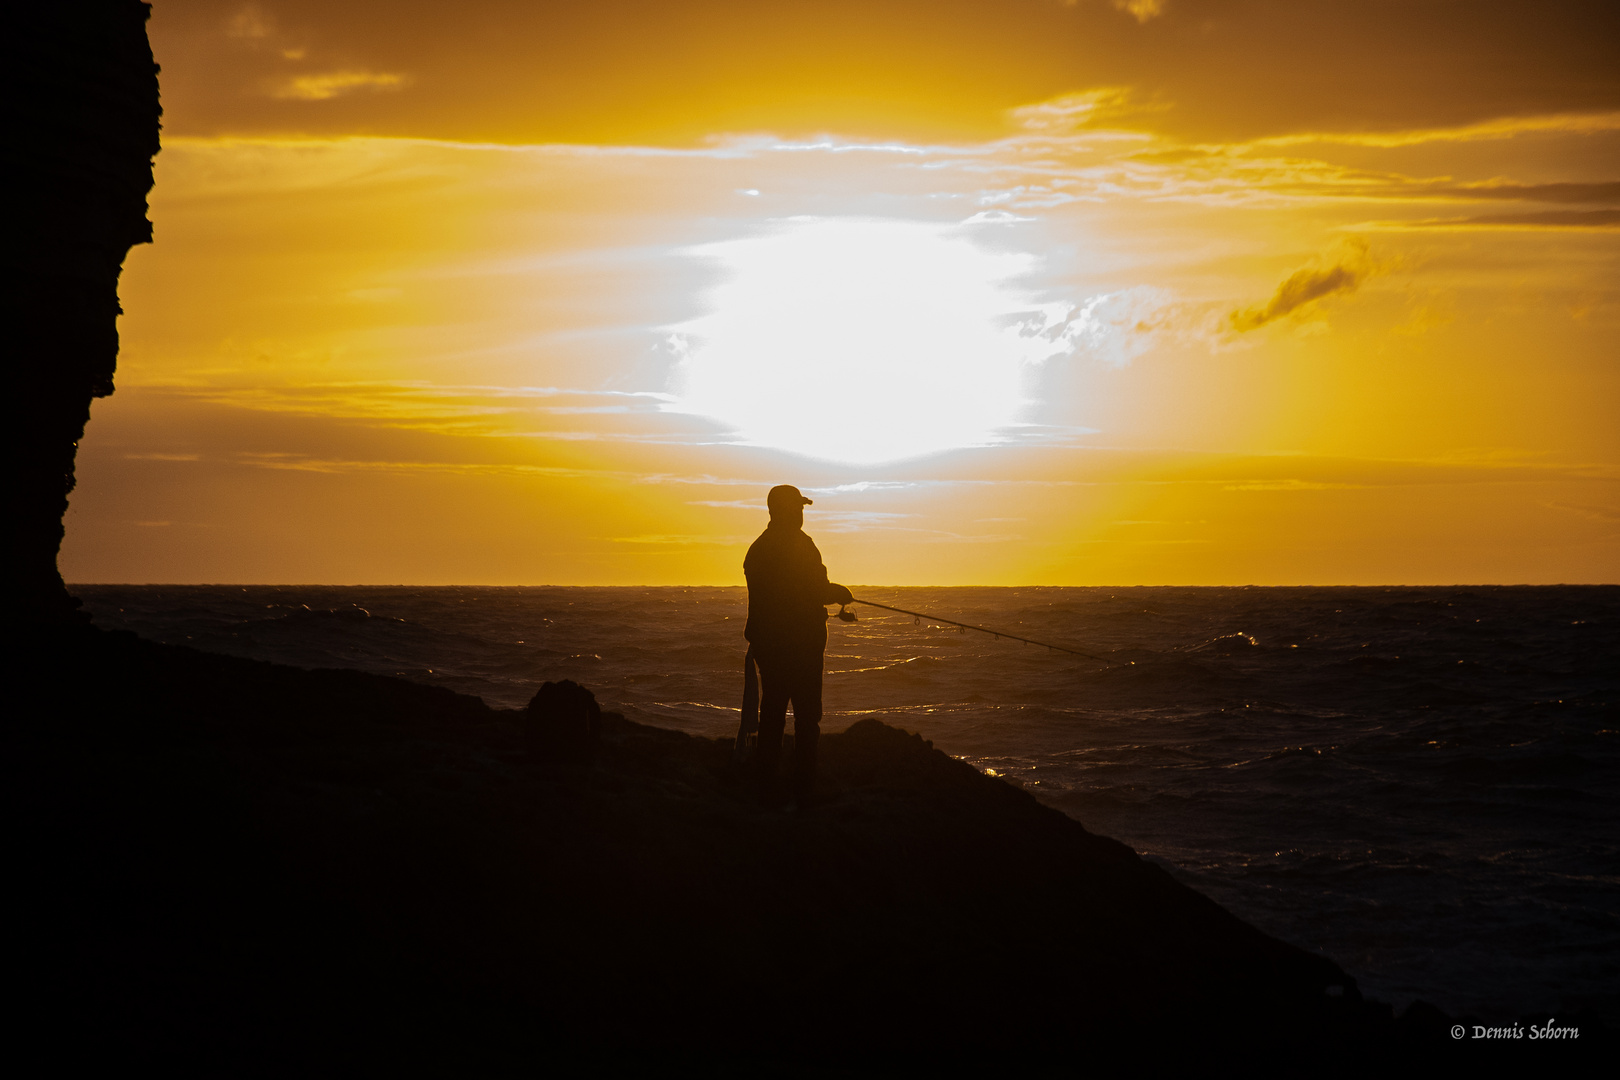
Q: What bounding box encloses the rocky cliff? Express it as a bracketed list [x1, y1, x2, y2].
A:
[14, 2, 160, 620]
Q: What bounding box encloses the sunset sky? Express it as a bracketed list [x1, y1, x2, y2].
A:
[62, 0, 1619, 585]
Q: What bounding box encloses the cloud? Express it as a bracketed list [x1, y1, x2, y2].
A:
[1008, 88, 1147, 134]
[1362, 209, 1620, 231]
[961, 209, 1036, 224]
[1111, 0, 1167, 23]
[155, 2, 1620, 148]
[229, 453, 613, 479]
[810, 481, 921, 495]
[1222, 480, 1364, 492]
[1442, 209, 1620, 228]
[168, 382, 668, 420]
[811, 511, 917, 533]
[1062, 0, 1166, 22]
[1442, 181, 1620, 204]
[1062, 288, 1184, 365]
[226, 4, 311, 61]
[227, 4, 274, 40]
[1006, 287, 1220, 368]
[957, 109, 1620, 218]
[1250, 111, 1620, 149]
[609, 535, 743, 546]
[1229, 240, 1376, 332]
[271, 71, 409, 102]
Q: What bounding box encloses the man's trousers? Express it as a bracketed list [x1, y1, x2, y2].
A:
[752, 648, 823, 803]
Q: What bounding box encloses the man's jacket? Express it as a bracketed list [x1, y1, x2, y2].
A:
[743, 524, 845, 655]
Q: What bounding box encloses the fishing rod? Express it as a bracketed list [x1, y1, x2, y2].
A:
[841, 597, 1130, 666]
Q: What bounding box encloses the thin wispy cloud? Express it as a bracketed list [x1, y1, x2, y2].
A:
[1426, 209, 1620, 229]
[1250, 110, 1620, 148]
[1008, 88, 1153, 133]
[610, 534, 750, 546]
[1441, 181, 1620, 204]
[270, 71, 409, 101]
[137, 382, 689, 437]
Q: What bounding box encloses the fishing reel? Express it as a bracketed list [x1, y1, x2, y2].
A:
[835, 603, 858, 622]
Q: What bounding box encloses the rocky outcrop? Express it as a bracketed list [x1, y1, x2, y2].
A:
[13, 624, 1456, 1070]
[14, 3, 160, 620]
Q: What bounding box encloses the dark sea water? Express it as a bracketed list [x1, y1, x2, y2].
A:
[73, 584, 1618, 1022]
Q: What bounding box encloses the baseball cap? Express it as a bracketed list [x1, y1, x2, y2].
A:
[767, 484, 813, 511]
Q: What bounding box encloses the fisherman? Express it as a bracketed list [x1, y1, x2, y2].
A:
[743, 484, 853, 807]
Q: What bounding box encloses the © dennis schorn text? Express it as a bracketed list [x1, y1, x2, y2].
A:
[1452, 1020, 1580, 1040]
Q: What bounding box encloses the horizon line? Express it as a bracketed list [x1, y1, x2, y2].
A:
[66, 581, 1620, 589]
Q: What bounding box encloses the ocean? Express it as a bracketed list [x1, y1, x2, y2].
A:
[72, 583, 1618, 1022]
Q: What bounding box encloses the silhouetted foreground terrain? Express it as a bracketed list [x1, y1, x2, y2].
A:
[23, 626, 1591, 1070]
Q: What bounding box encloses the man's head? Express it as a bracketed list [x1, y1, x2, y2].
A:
[767, 484, 812, 527]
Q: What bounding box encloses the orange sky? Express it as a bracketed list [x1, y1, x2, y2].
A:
[61, 0, 1619, 585]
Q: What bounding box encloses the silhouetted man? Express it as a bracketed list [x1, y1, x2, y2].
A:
[744, 484, 852, 806]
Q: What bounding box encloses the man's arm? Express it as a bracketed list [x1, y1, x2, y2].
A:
[804, 536, 852, 606]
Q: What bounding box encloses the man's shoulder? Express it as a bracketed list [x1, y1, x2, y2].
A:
[748, 525, 812, 550]
[743, 528, 774, 572]
[744, 527, 775, 558]
[745, 526, 816, 568]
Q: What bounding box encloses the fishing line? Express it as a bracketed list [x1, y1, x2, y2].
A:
[842, 597, 1130, 667]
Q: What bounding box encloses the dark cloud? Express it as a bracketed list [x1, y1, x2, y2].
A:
[149, 0, 1620, 145]
[1229, 241, 1374, 332]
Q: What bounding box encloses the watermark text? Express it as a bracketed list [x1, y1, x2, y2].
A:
[1450, 1019, 1580, 1040]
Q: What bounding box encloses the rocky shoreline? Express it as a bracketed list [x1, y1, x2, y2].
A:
[14, 623, 1538, 1069]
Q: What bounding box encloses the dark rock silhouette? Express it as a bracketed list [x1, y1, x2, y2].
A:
[525, 678, 602, 760]
[16, 625, 1393, 1069]
[19, 626, 1609, 1068]
[14, 2, 160, 621]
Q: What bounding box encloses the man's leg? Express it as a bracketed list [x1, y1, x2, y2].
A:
[753, 654, 792, 804]
[787, 650, 824, 805]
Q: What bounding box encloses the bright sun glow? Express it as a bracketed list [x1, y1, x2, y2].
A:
[671, 217, 1063, 464]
